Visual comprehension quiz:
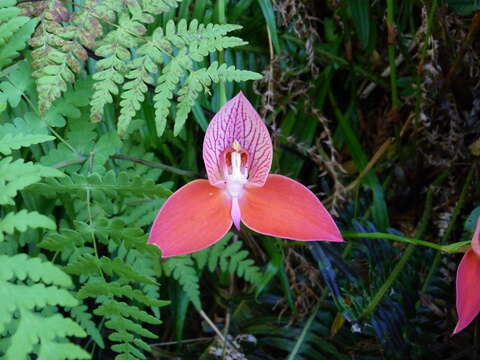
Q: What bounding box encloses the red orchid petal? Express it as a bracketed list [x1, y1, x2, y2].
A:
[240, 174, 343, 242]
[471, 217, 480, 257]
[454, 248, 480, 334]
[148, 180, 232, 257]
[203, 92, 272, 187]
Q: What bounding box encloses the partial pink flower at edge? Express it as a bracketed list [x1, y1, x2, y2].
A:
[148, 92, 343, 258]
[454, 217, 480, 334]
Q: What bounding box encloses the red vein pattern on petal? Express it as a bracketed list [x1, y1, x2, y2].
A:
[203, 92, 272, 187]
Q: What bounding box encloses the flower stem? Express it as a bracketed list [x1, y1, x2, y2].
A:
[357, 171, 450, 319]
[419, 165, 475, 295]
[341, 231, 442, 251]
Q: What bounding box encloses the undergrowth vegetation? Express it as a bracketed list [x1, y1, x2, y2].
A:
[0, 0, 479, 359]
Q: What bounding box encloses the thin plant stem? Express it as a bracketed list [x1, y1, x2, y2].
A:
[445, 12, 480, 87]
[420, 166, 475, 295]
[361, 244, 416, 319]
[150, 337, 212, 347]
[110, 154, 199, 177]
[286, 303, 320, 360]
[198, 309, 229, 346]
[6, 78, 80, 155]
[52, 156, 88, 169]
[386, 0, 399, 108]
[342, 232, 443, 251]
[358, 171, 450, 319]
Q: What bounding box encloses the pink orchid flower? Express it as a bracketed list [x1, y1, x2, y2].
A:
[148, 92, 343, 257]
[454, 216, 480, 334]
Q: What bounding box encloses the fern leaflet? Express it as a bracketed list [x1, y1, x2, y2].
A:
[0, 254, 90, 360]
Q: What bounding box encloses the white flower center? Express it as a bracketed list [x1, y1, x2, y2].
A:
[224, 141, 248, 199]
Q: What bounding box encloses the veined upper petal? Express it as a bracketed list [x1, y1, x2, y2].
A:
[148, 180, 232, 257]
[203, 92, 272, 187]
[454, 248, 480, 334]
[240, 174, 343, 242]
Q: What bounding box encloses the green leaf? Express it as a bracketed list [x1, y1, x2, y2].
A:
[0, 4, 37, 69]
[0, 254, 88, 359]
[445, 0, 480, 15]
[349, 0, 370, 49]
[0, 210, 56, 242]
[30, 171, 172, 199]
[0, 133, 54, 155]
[257, 0, 282, 53]
[0, 157, 64, 205]
[163, 256, 202, 310]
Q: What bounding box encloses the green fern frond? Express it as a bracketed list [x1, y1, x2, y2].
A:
[0, 1, 37, 69]
[70, 0, 104, 49]
[0, 106, 54, 154]
[194, 234, 262, 286]
[163, 256, 201, 310]
[126, 248, 162, 317]
[0, 210, 56, 242]
[29, 0, 87, 113]
[65, 254, 157, 285]
[174, 62, 262, 135]
[107, 16, 261, 135]
[0, 132, 54, 155]
[42, 78, 93, 128]
[71, 304, 105, 349]
[95, 301, 161, 325]
[38, 229, 88, 260]
[30, 170, 171, 199]
[91, 0, 181, 125]
[151, 20, 254, 136]
[120, 198, 165, 228]
[0, 254, 89, 360]
[106, 316, 157, 339]
[0, 157, 64, 205]
[83, 218, 159, 256]
[90, 12, 146, 122]
[142, 0, 183, 15]
[78, 279, 168, 308]
[77, 277, 168, 359]
[115, 143, 163, 180]
[117, 18, 245, 135]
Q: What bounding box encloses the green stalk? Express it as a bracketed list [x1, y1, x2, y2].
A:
[286, 304, 320, 360]
[342, 232, 442, 251]
[386, 0, 399, 108]
[420, 166, 475, 295]
[359, 171, 449, 319]
[361, 244, 416, 318]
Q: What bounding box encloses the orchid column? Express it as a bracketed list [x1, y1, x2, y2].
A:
[149, 92, 343, 257]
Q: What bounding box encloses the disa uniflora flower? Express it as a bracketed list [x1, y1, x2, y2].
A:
[148, 92, 343, 257]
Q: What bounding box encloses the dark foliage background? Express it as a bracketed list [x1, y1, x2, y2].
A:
[0, 0, 479, 359]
